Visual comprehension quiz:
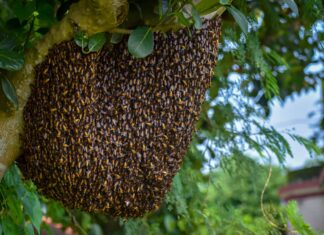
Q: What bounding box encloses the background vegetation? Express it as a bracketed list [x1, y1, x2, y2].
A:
[0, 0, 323, 234]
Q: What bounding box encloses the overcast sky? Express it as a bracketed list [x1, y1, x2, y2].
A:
[269, 84, 322, 169]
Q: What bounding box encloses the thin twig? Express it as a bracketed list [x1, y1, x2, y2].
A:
[260, 165, 288, 232]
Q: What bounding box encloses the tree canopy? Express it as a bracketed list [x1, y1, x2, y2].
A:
[0, 0, 323, 234]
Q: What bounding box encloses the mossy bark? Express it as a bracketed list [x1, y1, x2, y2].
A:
[0, 0, 128, 179]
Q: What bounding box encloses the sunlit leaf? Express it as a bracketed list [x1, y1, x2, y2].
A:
[264, 47, 290, 68]
[227, 6, 249, 35]
[286, 201, 316, 235]
[88, 32, 107, 52]
[128, 26, 154, 58]
[74, 31, 88, 50]
[177, 12, 191, 27]
[177, 12, 190, 27]
[191, 6, 203, 30]
[195, 0, 219, 14]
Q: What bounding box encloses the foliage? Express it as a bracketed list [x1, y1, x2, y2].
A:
[74, 32, 107, 54]
[0, 0, 323, 234]
[285, 201, 317, 235]
[0, 0, 58, 109]
[127, 26, 154, 58]
[0, 164, 42, 235]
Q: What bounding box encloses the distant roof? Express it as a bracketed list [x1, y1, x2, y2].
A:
[278, 166, 324, 201]
[288, 166, 323, 183]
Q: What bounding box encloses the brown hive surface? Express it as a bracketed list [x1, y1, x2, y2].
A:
[19, 18, 222, 217]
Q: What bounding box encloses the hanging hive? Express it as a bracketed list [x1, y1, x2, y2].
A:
[18, 18, 222, 217]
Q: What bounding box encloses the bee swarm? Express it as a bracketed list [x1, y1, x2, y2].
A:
[19, 18, 222, 217]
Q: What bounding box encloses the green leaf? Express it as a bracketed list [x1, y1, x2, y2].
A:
[1, 77, 19, 109]
[286, 201, 316, 235]
[195, 0, 219, 14]
[88, 32, 107, 52]
[165, 174, 188, 216]
[262, 72, 279, 99]
[37, 3, 56, 28]
[191, 7, 203, 30]
[0, 49, 24, 71]
[209, 82, 219, 99]
[12, 1, 35, 22]
[283, 0, 299, 16]
[45, 201, 68, 225]
[264, 47, 289, 68]
[164, 214, 176, 232]
[3, 164, 21, 187]
[89, 224, 103, 235]
[177, 12, 191, 27]
[227, 6, 249, 35]
[110, 33, 124, 44]
[7, 196, 24, 225]
[21, 191, 42, 234]
[24, 223, 35, 235]
[128, 27, 154, 58]
[74, 31, 88, 50]
[1, 217, 20, 235]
